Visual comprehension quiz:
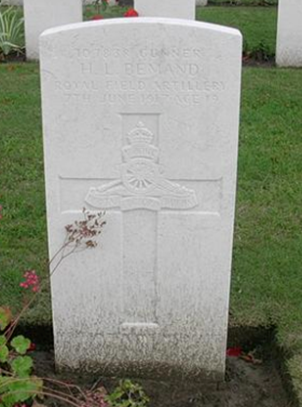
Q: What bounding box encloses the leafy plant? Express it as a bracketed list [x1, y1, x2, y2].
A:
[106, 379, 150, 407]
[0, 4, 24, 58]
[0, 207, 149, 407]
[0, 208, 106, 407]
[94, 0, 109, 13]
[0, 311, 42, 407]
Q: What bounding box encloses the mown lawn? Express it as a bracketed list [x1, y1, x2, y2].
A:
[197, 6, 277, 57]
[0, 5, 277, 59]
[85, 5, 278, 58]
[0, 64, 49, 323]
[209, 0, 277, 5]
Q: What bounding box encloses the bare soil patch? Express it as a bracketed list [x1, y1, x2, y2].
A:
[30, 337, 293, 407]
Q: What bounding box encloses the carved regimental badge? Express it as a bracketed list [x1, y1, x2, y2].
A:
[85, 122, 198, 211]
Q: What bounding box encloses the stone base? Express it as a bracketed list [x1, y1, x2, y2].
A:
[56, 358, 225, 384]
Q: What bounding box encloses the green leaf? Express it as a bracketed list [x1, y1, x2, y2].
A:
[0, 376, 11, 393]
[11, 335, 31, 355]
[0, 307, 12, 331]
[0, 344, 9, 363]
[0, 336, 9, 363]
[101, 0, 108, 11]
[10, 356, 33, 377]
[0, 392, 15, 407]
[0, 7, 24, 56]
[0, 377, 16, 407]
[0, 377, 42, 407]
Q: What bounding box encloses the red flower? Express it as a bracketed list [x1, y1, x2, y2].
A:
[20, 270, 40, 293]
[124, 8, 139, 17]
[92, 14, 104, 20]
[28, 342, 36, 352]
[226, 347, 242, 357]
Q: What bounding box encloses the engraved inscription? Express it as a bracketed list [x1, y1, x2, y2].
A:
[72, 46, 206, 59]
[53, 45, 226, 107]
[56, 78, 225, 106]
[85, 122, 198, 211]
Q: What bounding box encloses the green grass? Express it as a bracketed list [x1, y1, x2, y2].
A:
[197, 7, 277, 57]
[232, 69, 302, 347]
[0, 5, 277, 59]
[0, 63, 50, 324]
[85, 5, 278, 57]
[209, 0, 277, 5]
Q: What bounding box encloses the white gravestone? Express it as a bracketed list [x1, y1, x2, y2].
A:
[40, 18, 242, 380]
[276, 0, 302, 67]
[24, 0, 82, 60]
[134, 0, 196, 19]
[3, 0, 115, 4]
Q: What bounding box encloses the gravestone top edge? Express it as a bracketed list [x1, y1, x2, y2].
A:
[40, 17, 242, 40]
